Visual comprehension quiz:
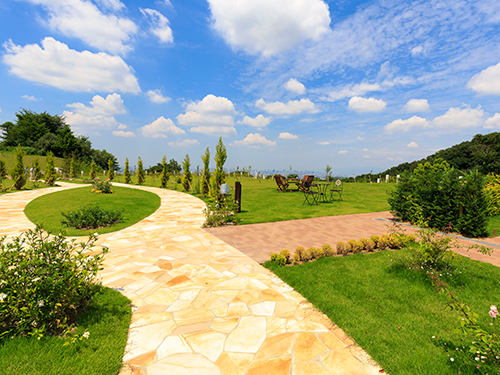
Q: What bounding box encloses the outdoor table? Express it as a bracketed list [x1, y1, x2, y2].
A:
[311, 182, 331, 202]
[286, 178, 301, 191]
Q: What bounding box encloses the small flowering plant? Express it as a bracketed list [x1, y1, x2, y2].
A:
[91, 178, 113, 194]
[0, 228, 108, 339]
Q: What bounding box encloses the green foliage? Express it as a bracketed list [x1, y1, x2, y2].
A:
[44, 151, 57, 187]
[322, 244, 335, 256]
[336, 241, 346, 256]
[91, 178, 113, 194]
[91, 149, 118, 171]
[280, 249, 291, 263]
[389, 159, 488, 237]
[325, 164, 332, 182]
[69, 157, 76, 178]
[210, 137, 227, 200]
[106, 159, 114, 181]
[61, 205, 123, 230]
[182, 154, 192, 191]
[201, 146, 210, 196]
[0, 228, 108, 338]
[0, 157, 6, 185]
[136, 157, 145, 185]
[124, 158, 131, 184]
[32, 157, 41, 183]
[202, 196, 238, 227]
[10, 145, 26, 190]
[295, 246, 305, 261]
[89, 160, 96, 180]
[160, 155, 169, 188]
[485, 173, 500, 216]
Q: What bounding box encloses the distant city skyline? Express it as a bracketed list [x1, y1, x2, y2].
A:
[1, 0, 500, 176]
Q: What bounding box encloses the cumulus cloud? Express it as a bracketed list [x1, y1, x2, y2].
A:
[147, 89, 171, 104]
[3, 38, 140, 93]
[140, 8, 174, 44]
[167, 139, 200, 147]
[348, 97, 386, 112]
[232, 133, 276, 147]
[411, 45, 424, 55]
[284, 78, 306, 95]
[279, 132, 299, 140]
[63, 111, 121, 135]
[113, 130, 136, 137]
[407, 141, 419, 148]
[467, 62, 500, 95]
[357, 136, 365, 140]
[140, 116, 185, 138]
[363, 155, 370, 158]
[21, 95, 40, 101]
[404, 99, 429, 112]
[338, 150, 348, 154]
[256, 98, 318, 115]
[67, 93, 126, 117]
[317, 141, 329, 145]
[177, 94, 237, 135]
[24, 0, 137, 55]
[384, 116, 430, 134]
[238, 114, 271, 128]
[207, 0, 331, 56]
[327, 83, 382, 102]
[485, 113, 500, 129]
[432, 105, 484, 129]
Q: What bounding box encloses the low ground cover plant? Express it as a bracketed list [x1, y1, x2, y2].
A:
[91, 178, 113, 194]
[0, 228, 108, 339]
[203, 196, 238, 227]
[61, 205, 123, 230]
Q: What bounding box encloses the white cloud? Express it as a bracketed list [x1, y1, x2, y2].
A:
[207, 0, 331, 56]
[327, 83, 382, 102]
[140, 116, 185, 138]
[167, 139, 200, 147]
[485, 113, 500, 129]
[284, 78, 306, 95]
[67, 93, 126, 117]
[338, 150, 348, 154]
[63, 111, 121, 135]
[317, 141, 329, 145]
[357, 136, 365, 140]
[140, 8, 174, 44]
[118, 124, 127, 129]
[407, 141, 419, 148]
[432, 105, 484, 129]
[348, 97, 386, 112]
[256, 98, 318, 115]
[232, 133, 276, 147]
[363, 155, 370, 158]
[384, 116, 430, 134]
[363, 148, 368, 151]
[467, 62, 500, 95]
[147, 89, 171, 104]
[21, 95, 40, 101]
[94, 0, 125, 12]
[411, 45, 424, 55]
[3, 38, 140, 93]
[112, 130, 136, 138]
[279, 132, 299, 140]
[25, 0, 137, 55]
[238, 114, 271, 128]
[177, 94, 237, 135]
[404, 99, 429, 112]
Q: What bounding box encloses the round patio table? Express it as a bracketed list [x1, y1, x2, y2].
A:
[311, 182, 331, 202]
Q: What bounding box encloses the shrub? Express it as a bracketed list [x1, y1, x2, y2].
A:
[370, 235, 380, 248]
[91, 178, 113, 194]
[302, 249, 313, 262]
[295, 246, 305, 261]
[484, 173, 500, 216]
[292, 253, 301, 265]
[124, 158, 131, 184]
[366, 239, 376, 252]
[270, 253, 279, 262]
[202, 197, 237, 227]
[106, 158, 114, 181]
[160, 155, 169, 189]
[280, 249, 291, 263]
[336, 241, 346, 256]
[89, 159, 96, 180]
[377, 234, 390, 249]
[45, 151, 57, 187]
[61, 204, 123, 230]
[0, 228, 108, 338]
[136, 157, 145, 186]
[359, 238, 369, 251]
[11, 145, 26, 190]
[322, 244, 335, 257]
[310, 247, 324, 259]
[275, 254, 287, 267]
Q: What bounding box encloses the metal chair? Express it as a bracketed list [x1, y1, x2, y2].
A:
[329, 179, 343, 201]
[302, 181, 319, 205]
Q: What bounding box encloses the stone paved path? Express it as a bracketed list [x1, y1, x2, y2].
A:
[0, 183, 382, 375]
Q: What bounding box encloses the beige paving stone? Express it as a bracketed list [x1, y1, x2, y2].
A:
[321, 348, 381, 375]
[212, 277, 247, 290]
[224, 316, 266, 353]
[171, 321, 212, 336]
[292, 361, 332, 375]
[236, 289, 261, 305]
[261, 288, 288, 301]
[225, 301, 251, 318]
[126, 351, 156, 367]
[318, 332, 347, 350]
[156, 335, 192, 360]
[210, 317, 239, 334]
[265, 316, 288, 336]
[293, 332, 329, 363]
[246, 355, 292, 375]
[184, 329, 226, 362]
[249, 301, 276, 316]
[130, 312, 173, 328]
[142, 288, 178, 305]
[148, 353, 221, 375]
[255, 332, 294, 360]
[123, 320, 177, 361]
[287, 319, 329, 333]
[173, 308, 215, 326]
[119, 364, 146, 375]
[215, 352, 254, 375]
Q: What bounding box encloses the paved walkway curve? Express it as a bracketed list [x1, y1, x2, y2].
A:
[0, 183, 382, 375]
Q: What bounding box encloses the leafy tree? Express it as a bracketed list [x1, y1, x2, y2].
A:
[32, 157, 41, 184]
[167, 158, 181, 175]
[136, 157, 145, 185]
[325, 164, 332, 182]
[91, 149, 118, 171]
[124, 158, 131, 184]
[160, 155, 169, 188]
[10, 145, 26, 190]
[182, 154, 192, 191]
[89, 159, 96, 180]
[45, 151, 57, 186]
[106, 158, 114, 181]
[210, 137, 227, 199]
[201, 146, 210, 196]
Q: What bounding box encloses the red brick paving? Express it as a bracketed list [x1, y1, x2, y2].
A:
[204, 211, 500, 268]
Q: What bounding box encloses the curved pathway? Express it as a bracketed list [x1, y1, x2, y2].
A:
[0, 183, 382, 375]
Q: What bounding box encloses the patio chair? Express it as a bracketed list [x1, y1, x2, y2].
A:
[274, 174, 289, 192]
[330, 179, 343, 201]
[302, 181, 319, 205]
[298, 175, 314, 192]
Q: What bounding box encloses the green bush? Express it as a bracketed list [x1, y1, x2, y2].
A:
[61, 205, 123, 230]
[294, 246, 305, 261]
[0, 229, 108, 338]
[202, 197, 238, 227]
[322, 244, 335, 256]
[336, 241, 346, 256]
[484, 173, 500, 216]
[370, 235, 380, 248]
[280, 249, 290, 263]
[91, 178, 113, 194]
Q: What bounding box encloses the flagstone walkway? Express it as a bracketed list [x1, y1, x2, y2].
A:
[0, 183, 382, 375]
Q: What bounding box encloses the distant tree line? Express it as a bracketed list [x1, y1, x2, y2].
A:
[0, 109, 118, 171]
[356, 132, 500, 181]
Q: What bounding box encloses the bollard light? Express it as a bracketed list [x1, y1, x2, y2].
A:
[220, 183, 230, 195]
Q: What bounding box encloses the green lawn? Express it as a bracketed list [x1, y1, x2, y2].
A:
[24, 185, 161, 236]
[264, 250, 500, 375]
[0, 287, 131, 375]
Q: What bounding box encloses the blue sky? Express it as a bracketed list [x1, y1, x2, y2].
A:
[1, 0, 500, 176]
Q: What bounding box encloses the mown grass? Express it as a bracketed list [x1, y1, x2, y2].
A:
[24, 185, 161, 236]
[264, 249, 500, 375]
[0, 287, 131, 375]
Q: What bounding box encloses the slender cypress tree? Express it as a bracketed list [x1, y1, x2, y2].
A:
[201, 146, 210, 196]
[136, 157, 145, 185]
[89, 159, 96, 180]
[107, 158, 114, 181]
[11, 145, 26, 190]
[124, 158, 131, 184]
[160, 155, 169, 188]
[182, 154, 192, 191]
[45, 151, 57, 186]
